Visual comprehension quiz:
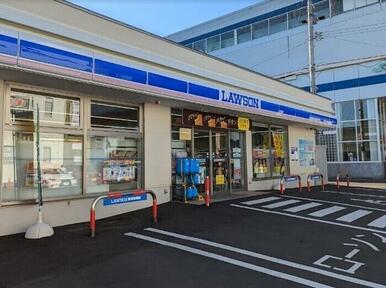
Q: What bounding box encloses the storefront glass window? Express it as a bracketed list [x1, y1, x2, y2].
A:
[252, 20, 268, 39]
[252, 124, 270, 178]
[357, 120, 377, 140]
[331, 0, 344, 16]
[252, 123, 287, 179]
[10, 89, 80, 127]
[271, 126, 287, 177]
[91, 102, 139, 131]
[236, 25, 251, 44]
[314, 0, 330, 19]
[86, 136, 141, 194]
[2, 131, 82, 201]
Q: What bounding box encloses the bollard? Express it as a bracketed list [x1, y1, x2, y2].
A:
[280, 178, 285, 195]
[336, 174, 340, 190]
[204, 176, 211, 207]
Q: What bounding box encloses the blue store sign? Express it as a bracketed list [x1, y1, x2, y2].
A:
[103, 193, 147, 206]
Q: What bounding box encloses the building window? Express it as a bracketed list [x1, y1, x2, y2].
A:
[10, 89, 80, 127]
[252, 122, 287, 179]
[331, 0, 344, 16]
[336, 99, 379, 162]
[86, 136, 141, 194]
[252, 20, 268, 39]
[221, 31, 235, 48]
[91, 102, 139, 131]
[193, 39, 206, 53]
[314, 0, 330, 20]
[185, 43, 193, 49]
[206, 35, 220, 52]
[2, 131, 83, 201]
[288, 7, 307, 29]
[269, 14, 288, 34]
[236, 25, 251, 44]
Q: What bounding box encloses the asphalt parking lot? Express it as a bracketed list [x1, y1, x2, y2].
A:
[0, 184, 385, 288]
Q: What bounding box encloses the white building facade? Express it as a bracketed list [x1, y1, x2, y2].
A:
[0, 0, 334, 235]
[168, 0, 386, 179]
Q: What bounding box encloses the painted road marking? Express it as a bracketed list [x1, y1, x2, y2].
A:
[284, 202, 322, 213]
[125, 232, 335, 288]
[230, 204, 386, 235]
[323, 190, 386, 199]
[368, 215, 386, 229]
[143, 228, 386, 288]
[336, 210, 373, 223]
[309, 206, 346, 217]
[283, 195, 386, 212]
[262, 199, 300, 209]
[241, 196, 281, 206]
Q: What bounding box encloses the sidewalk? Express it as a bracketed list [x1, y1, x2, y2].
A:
[328, 181, 386, 190]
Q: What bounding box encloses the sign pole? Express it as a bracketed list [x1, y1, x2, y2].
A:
[25, 105, 54, 239]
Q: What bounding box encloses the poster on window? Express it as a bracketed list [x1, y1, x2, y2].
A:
[290, 147, 298, 162]
[272, 132, 284, 158]
[299, 139, 315, 167]
[233, 159, 241, 180]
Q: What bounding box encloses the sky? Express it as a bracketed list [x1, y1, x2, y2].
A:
[70, 0, 260, 36]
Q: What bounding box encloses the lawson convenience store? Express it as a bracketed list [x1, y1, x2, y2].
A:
[0, 0, 335, 235]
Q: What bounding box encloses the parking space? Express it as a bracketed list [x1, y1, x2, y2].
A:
[0, 185, 385, 288]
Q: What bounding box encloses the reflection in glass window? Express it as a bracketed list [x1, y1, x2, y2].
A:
[269, 14, 288, 34]
[331, 0, 344, 16]
[193, 40, 206, 52]
[237, 25, 251, 44]
[288, 8, 307, 29]
[340, 142, 358, 161]
[206, 35, 221, 52]
[2, 131, 83, 201]
[91, 102, 139, 130]
[252, 20, 268, 39]
[86, 136, 141, 194]
[185, 43, 193, 49]
[221, 31, 235, 48]
[10, 89, 80, 127]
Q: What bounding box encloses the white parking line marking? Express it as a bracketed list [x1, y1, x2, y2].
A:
[284, 202, 322, 213]
[336, 210, 373, 223]
[125, 232, 335, 288]
[283, 195, 386, 212]
[368, 215, 386, 229]
[262, 199, 300, 209]
[323, 190, 386, 199]
[144, 228, 386, 288]
[309, 206, 346, 217]
[241, 196, 281, 206]
[230, 204, 386, 235]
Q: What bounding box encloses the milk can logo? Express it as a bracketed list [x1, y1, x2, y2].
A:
[220, 90, 259, 109]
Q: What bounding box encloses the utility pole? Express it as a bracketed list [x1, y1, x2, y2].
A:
[307, 0, 316, 93]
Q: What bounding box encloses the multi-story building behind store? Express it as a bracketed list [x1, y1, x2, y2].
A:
[168, 0, 386, 179]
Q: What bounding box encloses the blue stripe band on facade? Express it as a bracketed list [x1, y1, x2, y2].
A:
[303, 73, 386, 93]
[148, 72, 188, 93]
[180, 0, 323, 45]
[20, 40, 93, 72]
[94, 59, 147, 84]
[188, 83, 219, 100]
[0, 34, 17, 56]
[0, 34, 335, 125]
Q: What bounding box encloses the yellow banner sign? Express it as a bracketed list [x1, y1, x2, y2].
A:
[215, 174, 225, 185]
[179, 128, 192, 140]
[237, 117, 250, 131]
